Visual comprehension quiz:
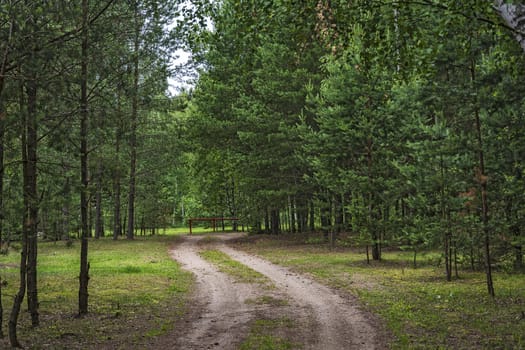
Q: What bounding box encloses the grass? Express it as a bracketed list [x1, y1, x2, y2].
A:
[239, 318, 299, 350]
[199, 249, 272, 286]
[236, 234, 525, 350]
[0, 236, 192, 349]
[245, 295, 289, 307]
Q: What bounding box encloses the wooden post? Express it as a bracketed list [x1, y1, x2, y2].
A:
[188, 217, 239, 235]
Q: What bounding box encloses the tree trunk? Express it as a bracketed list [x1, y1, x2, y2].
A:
[95, 158, 104, 239]
[296, 197, 307, 233]
[25, 78, 39, 327]
[127, 3, 140, 240]
[271, 209, 280, 234]
[0, 104, 3, 339]
[9, 83, 30, 348]
[79, 0, 90, 315]
[9, 232, 27, 348]
[320, 194, 331, 235]
[367, 138, 381, 261]
[515, 243, 523, 270]
[494, 1, 525, 53]
[0, 104, 4, 250]
[290, 196, 296, 233]
[309, 200, 315, 232]
[264, 210, 270, 233]
[113, 109, 122, 240]
[62, 168, 71, 240]
[472, 61, 495, 297]
[0, 274, 3, 339]
[512, 215, 523, 269]
[0, 0, 11, 254]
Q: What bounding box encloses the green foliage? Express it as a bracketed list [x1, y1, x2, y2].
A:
[176, 0, 525, 279]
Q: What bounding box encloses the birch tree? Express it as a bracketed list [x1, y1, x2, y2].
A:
[494, 1, 525, 53]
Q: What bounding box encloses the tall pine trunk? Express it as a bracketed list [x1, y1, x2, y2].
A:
[9, 81, 30, 348]
[0, 15, 9, 251]
[289, 196, 296, 233]
[95, 158, 104, 239]
[62, 168, 71, 240]
[0, 104, 4, 339]
[25, 78, 39, 327]
[127, 3, 140, 240]
[440, 154, 452, 282]
[309, 200, 315, 232]
[78, 0, 90, 315]
[367, 138, 380, 261]
[270, 209, 280, 234]
[471, 60, 495, 297]
[113, 121, 121, 240]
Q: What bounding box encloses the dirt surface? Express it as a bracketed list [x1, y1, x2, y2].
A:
[169, 233, 388, 350]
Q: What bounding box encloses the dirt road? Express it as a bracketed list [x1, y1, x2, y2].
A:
[170, 233, 386, 350]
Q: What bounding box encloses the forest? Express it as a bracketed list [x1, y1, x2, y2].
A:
[1, 0, 525, 348]
[177, 0, 525, 290]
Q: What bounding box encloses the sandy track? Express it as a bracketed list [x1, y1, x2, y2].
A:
[170, 235, 261, 349]
[170, 233, 384, 350]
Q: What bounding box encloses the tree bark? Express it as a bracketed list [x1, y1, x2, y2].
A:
[0, 104, 4, 250]
[290, 196, 296, 233]
[309, 200, 315, 232]
[270, 209, 280, 234]
[9, 232, 27, 347]
[494, 1, 525, 53]
[95, 158, 104, 239]
[113, 122, 121, 240]
[0, 105, 3, 339]
[79, 0, 90, 315]
[127, 2, 140, 240]
[471, 60, 495, 297]
[62, 167, 71, 240]
[0, 7, 10, 253]
[9, 82, 30, 348]
[367, 138, 380, 261]
[25, 78, 39, 327]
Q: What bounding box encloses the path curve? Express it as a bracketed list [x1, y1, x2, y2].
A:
[170, 235, 260, 349]
[170, 233, 384, 350]
[219, 244, 378, 349]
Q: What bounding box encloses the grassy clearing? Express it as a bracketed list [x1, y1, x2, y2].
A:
[199, 249, 272, 287]
[239, 318, 299, 350]
[235, 235, 525, 349]
[0, 236, 192, 349]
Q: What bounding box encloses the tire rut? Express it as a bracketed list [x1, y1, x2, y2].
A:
[170, 237, 259, 349]
[219, 244, 379, 350]
[170, 233, 384, 350]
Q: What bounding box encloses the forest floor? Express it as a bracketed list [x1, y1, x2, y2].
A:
[151, 232, 391, 350]
[2, 231, 520, 348]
